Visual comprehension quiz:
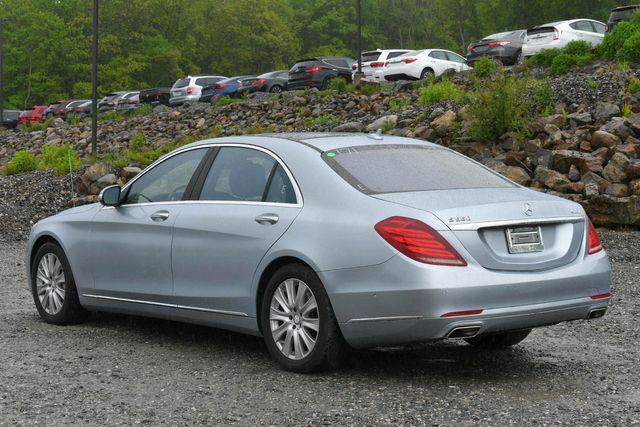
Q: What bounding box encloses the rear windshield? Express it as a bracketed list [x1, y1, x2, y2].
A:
[611, 8, 639, 21]
[361, 51, 381, 62]
[323, 145, 513, 194]
[174, 78, 190, 88]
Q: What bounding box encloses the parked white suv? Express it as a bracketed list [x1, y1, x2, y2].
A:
[352, 49, 411, 82]
[169, 75, 227, 106]
[383, 49, 472, 81]
[522, 19, 606, 58]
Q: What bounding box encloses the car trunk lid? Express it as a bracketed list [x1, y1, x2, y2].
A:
[526, 27, 557, 45]
[372, 188, 585, 272]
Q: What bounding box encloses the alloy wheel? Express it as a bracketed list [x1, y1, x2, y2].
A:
[269, 278, 319, 360]
[36, 253, 66, 315]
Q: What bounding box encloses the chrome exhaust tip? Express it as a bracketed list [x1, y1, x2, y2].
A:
[588, 308, 607, 319]
[447, 326, 481, 339]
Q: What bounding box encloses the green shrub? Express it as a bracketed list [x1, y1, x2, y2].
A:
[467, 74, 529, 143]
[128, 131, 148, 151]
[473, 57, 496, 78]
[616, 30, 640, 63]
[629, 76, 640, 94]
[531, 80, 554, 116]
[599, 21, 640, 60]
[563, 40, 593, 56]
[39, 143, 81, 175]
[550, 52, 593, 75]
[587, 79, 599, 89]
[622, 103, 634, 117]
[5, 150, 38, 175]
[306, 114, 338, 127]
[215, 95, 236, 107]
[328, 77, 355, 93]
[22, 118, 54, 132]
[358, 83, 380, 96]
[527, 48, 562, 67]
[417, 78, 465, 105]
[389, 97, 411, 111]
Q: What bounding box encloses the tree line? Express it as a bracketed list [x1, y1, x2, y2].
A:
[0, 0, 634, 108]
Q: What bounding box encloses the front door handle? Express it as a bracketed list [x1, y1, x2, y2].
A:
[255, 213, 279, 225]
[150, 210, 170, 222]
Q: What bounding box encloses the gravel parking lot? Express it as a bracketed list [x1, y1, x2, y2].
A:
[1, 231, 638, 425]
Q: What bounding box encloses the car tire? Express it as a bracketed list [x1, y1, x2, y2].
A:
[320, 77, 333, 90]
[269, 85, 283, 93]
[31, 242, 87, 325]
[420, 68, 435, 81]
[260, 264, 347, 373]
[464, 329, 531, 349]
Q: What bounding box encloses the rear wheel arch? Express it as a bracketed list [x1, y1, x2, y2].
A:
[420, 67, 435, 79]
[255, 256, 317, 334]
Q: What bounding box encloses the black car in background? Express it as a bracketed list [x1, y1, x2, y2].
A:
[238, 70, 289, 95]
[466, 29, 526, 65]
[98, 91, 127, 111]
[1, 110, 20, 129]
[287, 56, 356, 90]
[139, 87, 171, 105]
[199, 75, 255, 102]
[606, 5, 640, 32]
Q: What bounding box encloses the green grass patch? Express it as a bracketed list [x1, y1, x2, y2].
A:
[472, 57, 497, 78]
[328, 77, 355, 93]
[5, 150, 38, 175]
[417, 78, 465, 105]
[306, 114, 338, 127]
[39, 143, 81, 174]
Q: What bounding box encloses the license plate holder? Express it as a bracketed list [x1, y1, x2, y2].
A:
[505, 226, 544, 254]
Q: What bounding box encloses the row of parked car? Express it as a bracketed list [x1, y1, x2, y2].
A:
[3, 5, 637, 129]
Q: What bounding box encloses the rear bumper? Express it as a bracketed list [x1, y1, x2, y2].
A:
[169, 94, 200, 106]
[467, 47, 520, 65]
[339, 295, 608, 348]
[320, 251, 611, 348]
[287, 79, 323, 90]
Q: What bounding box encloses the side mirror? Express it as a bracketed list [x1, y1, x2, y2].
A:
[99, 185, 122, 207]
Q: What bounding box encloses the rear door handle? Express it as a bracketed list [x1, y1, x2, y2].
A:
[255, 213, 279, 225]
[150, 210, 170, 222]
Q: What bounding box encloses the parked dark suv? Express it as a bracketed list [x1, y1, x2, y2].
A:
[607, 5, 640, 32]
[467, 30, 526, 66]
[288, 56, 355, 90]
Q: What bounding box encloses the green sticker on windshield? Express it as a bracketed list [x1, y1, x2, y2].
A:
[326, 152, 336, 157]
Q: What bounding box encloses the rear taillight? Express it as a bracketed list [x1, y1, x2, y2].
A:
[111, 100, 118, 105]
[156, 90, 161, 96]
[352, 63, 357, 70]
[591, 293, 611, 300]
[467, 43, 475, 52]
[252, 79, 267, 86]
[187, 86, 196, 94]
[488, 40, 511, 46]
[214, 84, 226, 89]
[375, 217, 467, 266]
[370, 61, 385, 67]
[441, 310, 483, 318]
[587, 218, 603, 255]
[305, 66, 322, 73]
[553, 29, 560, 40]
[401, 58, 417, 64]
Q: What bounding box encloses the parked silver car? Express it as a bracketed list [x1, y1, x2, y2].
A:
[26, 133, 611, 372]
[169, 75, 227, 106]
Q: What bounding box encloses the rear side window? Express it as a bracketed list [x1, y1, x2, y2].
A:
[174, 78, 190, 88]
[571, 21, 595, 32]
[386, 51, 408, 59]
[361, 51, 381, 62]
[591, 21, 606, 34]
[429, 51, 448, 60]
[324, 59, 348, 68]
[446, 52, 466, 63]
[265, 165, 296, 204]
[200, 147, 276, 202]
[323, 145, 513, 194]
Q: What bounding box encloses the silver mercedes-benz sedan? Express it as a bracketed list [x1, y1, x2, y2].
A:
[26, 133, 611, 372]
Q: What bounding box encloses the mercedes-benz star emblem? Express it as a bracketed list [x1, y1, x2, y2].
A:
[524, 203, 533, 216]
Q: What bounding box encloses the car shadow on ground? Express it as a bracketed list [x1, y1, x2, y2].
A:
[70, 311, 563, 381]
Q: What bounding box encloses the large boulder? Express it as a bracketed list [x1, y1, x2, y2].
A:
[332, 121, 365, 133]
[534, 167, 572, 192]
[591, 130, 621, 149]
[603, 152, 630, 183]
[366, 115, 397, 132]
[586, 195, 640, 226]
[593, 102, 620, 123]
[567, 112, 592, 128]
[83, 163, 111, 182]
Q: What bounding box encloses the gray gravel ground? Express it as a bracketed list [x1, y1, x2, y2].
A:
[0, 231, 638, 425]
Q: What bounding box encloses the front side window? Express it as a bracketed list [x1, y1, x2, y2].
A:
[124, 148, 207, 204]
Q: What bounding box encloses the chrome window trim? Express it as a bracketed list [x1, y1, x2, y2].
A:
[448, 216, 584, 231]
[114, 142, 304, 209]
[82, 294, 249, 317]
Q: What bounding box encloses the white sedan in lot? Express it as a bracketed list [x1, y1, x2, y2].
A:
[352, 49, 411, 82]
[522, 19, 606, 58]
[382, 49, 472, 81]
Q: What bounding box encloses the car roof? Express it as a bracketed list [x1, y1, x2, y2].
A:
[612, 5, 640, 11]
[257, 70, 287, 78]
[182, 133, 440, 154]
